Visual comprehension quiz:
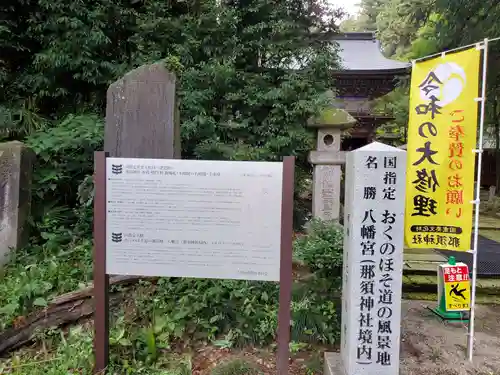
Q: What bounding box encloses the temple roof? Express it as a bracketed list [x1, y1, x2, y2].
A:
[333, 32, 410, 74]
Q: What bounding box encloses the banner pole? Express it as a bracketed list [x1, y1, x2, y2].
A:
[467, 37, 489, 363]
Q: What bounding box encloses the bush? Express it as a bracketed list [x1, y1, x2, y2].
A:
[25, 113, 103, 209]
[0, 240, 93, 330]
[24, 113, 103, 242]
[127, 275, 341, 349]
[293, 218, 343, 278]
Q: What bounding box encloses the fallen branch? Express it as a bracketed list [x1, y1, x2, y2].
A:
[50, 275, 157, 305]
[0, 297, 97, 354]
[0, 275, 157, 355]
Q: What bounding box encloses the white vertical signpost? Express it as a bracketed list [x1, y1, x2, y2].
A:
[326, 142, 406, 375]
[467, 38, 489, 362]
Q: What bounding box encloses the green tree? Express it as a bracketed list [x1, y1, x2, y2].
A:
[402, 0, 500, 194]
[370, 0, 500, 194]
[432, 0, 500, 193]
[1, 0, 345, 233]
[358, 0, 386, 31]
[338, 0, 385, 32]
[375, 0, 435, 57]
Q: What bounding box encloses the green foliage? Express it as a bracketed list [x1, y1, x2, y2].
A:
[25, 113, 103, 241]
[0, 99, 49, 139]
[339, 0, 436, 58]
[0, 229, 341, 368]
[0, 105, 101, 334]
[374, 84, 410, 145]
[0, 0, 346, 370]
[109, 274, 339, 369]
[294, 219, 344, 278]
[0, 326, 94, 375]
[1, 0, 344, 233]
[351, 0, 384, 31]
[130, 275, 340, 348]
[0, 325, 192, 375]
[0, 240, 93, 330]
[211, 359, 261, 375]
[25, 114, 103, 202]
[375, 0, 436, 58]
[304, 353, 324, 375]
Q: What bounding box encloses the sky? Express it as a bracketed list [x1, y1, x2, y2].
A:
[327, 0, 360, 18]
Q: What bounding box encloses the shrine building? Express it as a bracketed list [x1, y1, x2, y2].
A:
[331, 32, 410, 150]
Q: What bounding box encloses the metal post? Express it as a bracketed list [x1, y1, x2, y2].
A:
[467, 38, 489, 362]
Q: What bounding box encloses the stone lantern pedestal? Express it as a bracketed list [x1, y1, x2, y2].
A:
[307, 108, 357, 222]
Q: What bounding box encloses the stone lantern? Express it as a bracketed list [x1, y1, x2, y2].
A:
[307, 107, 357, 222]
[305, 32, 411, 222]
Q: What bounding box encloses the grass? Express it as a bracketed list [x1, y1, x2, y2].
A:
[210, 359, 262, 375]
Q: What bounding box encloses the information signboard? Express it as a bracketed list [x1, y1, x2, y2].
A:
[93, 152, 295, 375]
[105, 157, 284, 281]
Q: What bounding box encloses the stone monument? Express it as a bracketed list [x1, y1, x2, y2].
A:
[307, 107, 356, 221]
[0, 141, 34, 266]
[96, 63, 181, 373]
[325, 142, 406, 375]
[104, 62, 181, 159]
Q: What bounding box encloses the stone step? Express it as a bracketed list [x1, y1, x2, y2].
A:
[403, 248, 448, 272]
[402, 274, 500, 295]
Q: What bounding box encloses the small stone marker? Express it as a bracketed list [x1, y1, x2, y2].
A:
[325, 142, 406, 375]
[0, 141, 34, 266]
[104, 63, 181, 159]
[488, 186, 496, 202]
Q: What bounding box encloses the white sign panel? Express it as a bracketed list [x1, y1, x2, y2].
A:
[105, 158, 283, 281]
[341, 142, 406, 375]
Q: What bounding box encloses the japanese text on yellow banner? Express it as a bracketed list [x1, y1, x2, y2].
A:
[405, 47, 481, 251]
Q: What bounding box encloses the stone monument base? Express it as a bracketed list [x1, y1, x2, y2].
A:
[325, 352, 411, 375]
[324, 352, 344, 375]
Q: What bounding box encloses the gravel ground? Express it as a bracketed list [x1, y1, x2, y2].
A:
[400, 300, 500, 375]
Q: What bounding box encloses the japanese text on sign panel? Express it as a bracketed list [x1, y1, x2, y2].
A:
[443, 265, 470, 311]
[404, 47, 481, 251]
[357, 155, 398, 367]
[105, 158, 284, 281]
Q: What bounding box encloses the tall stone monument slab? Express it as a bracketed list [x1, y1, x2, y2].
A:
[325, 142, 406, 375]
[0, 141, 34, 266]
[308, 107, 357, 221]
[104, 63, 181, 159]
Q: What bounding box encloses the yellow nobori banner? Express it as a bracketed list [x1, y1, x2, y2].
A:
[405, 47, 481, 251]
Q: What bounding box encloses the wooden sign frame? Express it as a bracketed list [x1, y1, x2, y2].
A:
[92, 151, 295, 374]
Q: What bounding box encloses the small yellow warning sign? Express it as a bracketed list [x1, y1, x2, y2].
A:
[443, 265, 470, 311]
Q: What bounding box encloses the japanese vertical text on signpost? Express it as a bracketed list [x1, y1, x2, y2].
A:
[357, 154, 400, 369]
[405, 47, 481, 251]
